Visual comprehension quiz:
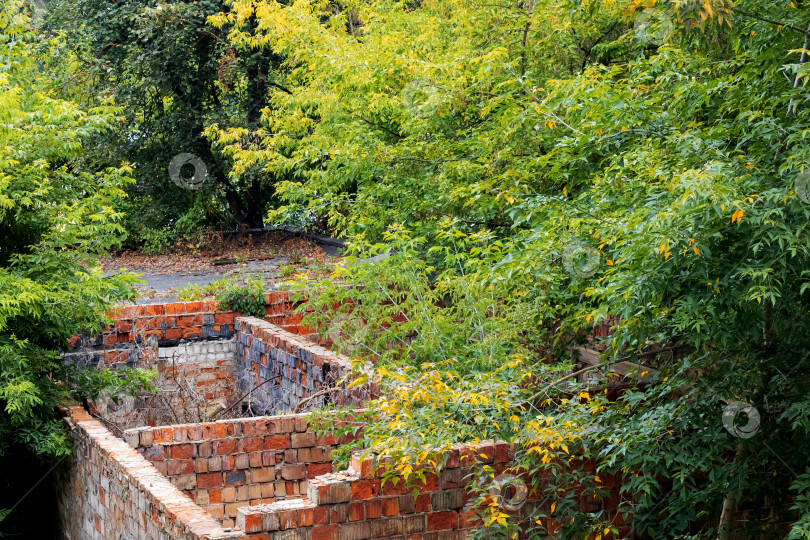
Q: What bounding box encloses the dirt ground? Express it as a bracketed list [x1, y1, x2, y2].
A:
[100, 230, 340, 303]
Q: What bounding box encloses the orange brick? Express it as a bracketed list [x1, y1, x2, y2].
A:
[171, 444, 194, 459]
[185, 301, 204, 313]
[351, 479, 375, 499]
[265, 435, 290, 450]
[146, 304, 165, 316]
[313, 506, 329, 525]
[198, 473, 223, 489]
[166, 303, 186, 315]
[348, 502, 364, 521]
[215, 313, 235, 325]
[242, 512, 263, 533]
[307, 463, 332, 479]
[381, 497, 399, 516]
[428, 511, 458, 531]
[182, 327, 201, 339]
[164, 328, 182, 340]
[312, 525, 337, 540]
[178, 314, 202, 327]
[299, 507, 314, 526]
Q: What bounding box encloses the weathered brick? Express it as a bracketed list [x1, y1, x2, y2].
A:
[291, 432, 317, 448]
[371, 517, 404, 537]
[281, 464, 307, 481]
[337, 521, 371, 540]
[427, 511, 458, 531]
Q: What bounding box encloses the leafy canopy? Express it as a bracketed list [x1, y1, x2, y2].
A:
[213, 0, 810, 537]
[0, 1, 152, 462]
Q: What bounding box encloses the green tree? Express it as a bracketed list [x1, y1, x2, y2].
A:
[45, 0, 291, 247]
[217, 0, 810, 537]
[0, 2, 152, 533]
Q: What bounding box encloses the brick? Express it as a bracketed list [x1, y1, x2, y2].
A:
[235, 453, 250, 469]
[265, 435, 290, 450]
[381, 496, 399, 516]
[371, 518, 404, 537]
[170, 443, 194, 459]
[337, 521, 371, 540]
[314, 505, 330, 526]
[299, 506, 315, 526]
[291, 432, 317, 448]
[197, 472, 223, 489]
[427, 511, 458, 531]
[308, 462, 332, 479]
[350, 479, 375, 500]
[309, 481, 351, 504]
[494, 442, 510, 463]
[403, 514, 426, 534]
[330, 504, 348, 523]
[250, 467, 275, 483]
[241, 436, 264, 453]
[279, 509, 298, 529]
[182, 327, 201, 339]
[167, 459, 193, 476]
[237, 510, 263, 533]
[281, 464, 306, 481]
[365, 499, 381, 520]
[164, 328, 182, 340]
[215, 439, 238, 455]
[166, 303, 186, 315]
[431, 490, 464, 510]
[348, 501, 364, 521]
[225, 471, 246, 485]
[194, 459, 208, 474]
[312, 525, 338, 540]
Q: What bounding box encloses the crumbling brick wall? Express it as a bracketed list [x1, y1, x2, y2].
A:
[63, 295, 317, 430]
[123, 413, 361, 529]
[56, 406, 241, 540]
[234, 317, 371, 416]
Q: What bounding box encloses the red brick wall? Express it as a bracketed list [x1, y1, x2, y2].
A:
[56, 406, 240, 540]
[65, 294, 310, 367]
[64, 294, 316, 429]
[59, 404, 628, 539]
[124, 413, 361, 529]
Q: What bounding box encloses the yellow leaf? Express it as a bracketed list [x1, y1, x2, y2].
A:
[606, 259, 614, 266]
[308, 64, 316, 71]
[664, 251, 671, 260]
[732, 209, 744, 223]
[551, 502, 556, 513]
[693, 246, 700, 255]
[721, 204, 725, 211]
[562, 187, 568, 196]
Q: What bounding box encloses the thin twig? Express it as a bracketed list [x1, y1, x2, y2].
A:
[293, 386, 344, 413]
